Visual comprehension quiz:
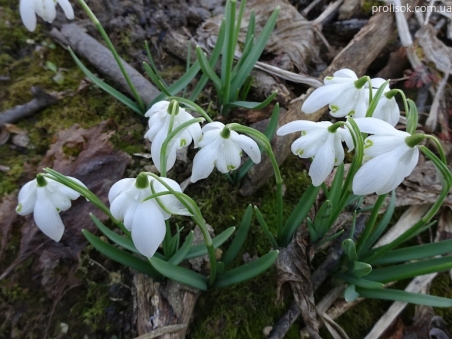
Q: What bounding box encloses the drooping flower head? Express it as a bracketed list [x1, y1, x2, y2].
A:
[190, 122, 261, 183]
[352, 118, 420, 195]
[277, 120, 353, 186]
[144, 100, 202, 172]
[301, 69, 369, 118]
[365, 78, 400, 126]
[108, 173, 190, 257]
[16, 174, 84, 241]
[20, 0, 74, 32]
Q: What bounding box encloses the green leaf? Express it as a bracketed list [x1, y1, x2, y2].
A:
[344, 284, 359, 302]
[214, 250, 279, 288]
[149, 256, 208, 290]
[281, 184, 320, 246]
[68, 48, 143, 115]
[312, 200, 332, 242]
[230, 6, 280, 94]
[254, 206, 279, 248]
[196, 46, 222, 93]
[185, 226, 236, 259]
[222, 205, 253, 267]
[143, 62, 171, 96]
[168, 231, 194, 265]
[372, 239, 452, 265]
[83, 229, 161, 278]
[226, 91, 277, 110]
[360, 190, 396, 255]
[45, 60, 58, 73]
[342, 239, 358, 262]
[365, 256, 452, 283]
[336, 273, 384, 289]
[351, 261, 372, 278]
[329, 163, 344, 208]
[356, 287, 452, 307]
[148, 60, 202, 106]
[89, 213, 139, 255]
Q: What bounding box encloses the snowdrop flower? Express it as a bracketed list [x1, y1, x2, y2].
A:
[20, 0, 74, 32]
[144, 100, 202, 172]
[352, 118, 419, 195]
[366, 78, 400, 126]
[16, 174, 84, 241]
[109, 173, 190, 257]
[277, 120, 353, 186]
[301, 69, 369, 118]
[190, 122, 261, 183]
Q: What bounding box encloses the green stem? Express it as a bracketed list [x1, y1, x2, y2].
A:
[424, 135, 447, 165]
[143, 173, 218, 285]
[77, 0, 145, 112]
[166, 96, 213, 122]
[227, 124, 284, 239]
[222, 0, 237, 106]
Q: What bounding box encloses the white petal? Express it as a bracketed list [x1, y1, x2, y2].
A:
[17, 180, 37, 215]
[202, 121, 224, 133]
[190, 145, 217, 182]
[333, 133, 345, 166]
[38, 0, 57, 23]
[152, 177, 190, 216]
[230, 133, 261, 164]
[145, 101, 169, 117]
[34, 188, 65, 241]
[331, 68, 358, 80]
[338, 128, 354, 151]
[373, 97, 400, 126]
[108, 178, 135, 203]
[151, 128, 169, 172]
[370, 77, 387, 89]
[57, 0, 74, 19]
[364, 135, 406, 158]
[216, 139, 242, 173]
[198, 129, 222, 148]
[131, 201, 166, 257]
[309, 134, 336, 186]
[110, 191, 132, 221]
[290, 128, 328, 158]
[353, 118, 403, 136]
[277, 120, 320, 136]
[123, 201, 139, 231]
[186, 121, 203, 147]
[20, 0, 37, 31]
[301, 83, 352, 113]
[329, 87, 362, 118]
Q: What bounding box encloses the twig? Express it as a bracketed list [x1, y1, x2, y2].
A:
[0, 87, 58, 126]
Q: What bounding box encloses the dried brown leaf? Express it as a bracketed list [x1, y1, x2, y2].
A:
[415, 25, 452, 74]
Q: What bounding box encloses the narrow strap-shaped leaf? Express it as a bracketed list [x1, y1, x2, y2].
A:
[89, 213, 139, 255]
[329, 163, 344, 208]
[335, 273, 384, 289]
[312, 200, 332, 242]
[365, 255, 452, 283]
[254, 206, 279, 248]
[360, 190, 396, 255]
[168, 231, 194, 265]
[372, 239, 452, 265]
[213, 250, 279, 288]
[280, 184, 320, 246]
[226, 91, 276, 110]
[142, 62, 171, 96]
[351, 261, 372, 278]
[230, 6, 280, 93]
[356, 287, 452, 307]
[196, 46, 222, 93]
[144, 40, 168, 87]
[222, 205, 253, 267]
[342, 239, 358, 262]
[185, 226, 236, 259]
[149, 256, 208, 290]
[82, 229, 161, 278]
[68, 48, 142, 115]
[148, 60, 202, 107]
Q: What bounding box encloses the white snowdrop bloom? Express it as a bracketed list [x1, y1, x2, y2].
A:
[365, 78, 400, 126]
[190, 122, 261, 183]
[144, 100, 202, 172]
[277, 120, 353, 186]
[16, 174, 84, 241]
[301, 68, 368, 118]
[108, 174, 190, 257]
[20, 0, 74, 32]
[352, 118, 419, 195]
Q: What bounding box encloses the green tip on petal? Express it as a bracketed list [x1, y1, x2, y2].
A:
[330, 105, 339, 113]
[364, 139, 373, 149]
[16, 203, 22, 213]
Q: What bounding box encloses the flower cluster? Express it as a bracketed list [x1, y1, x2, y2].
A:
[278, 68, 421, 195]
